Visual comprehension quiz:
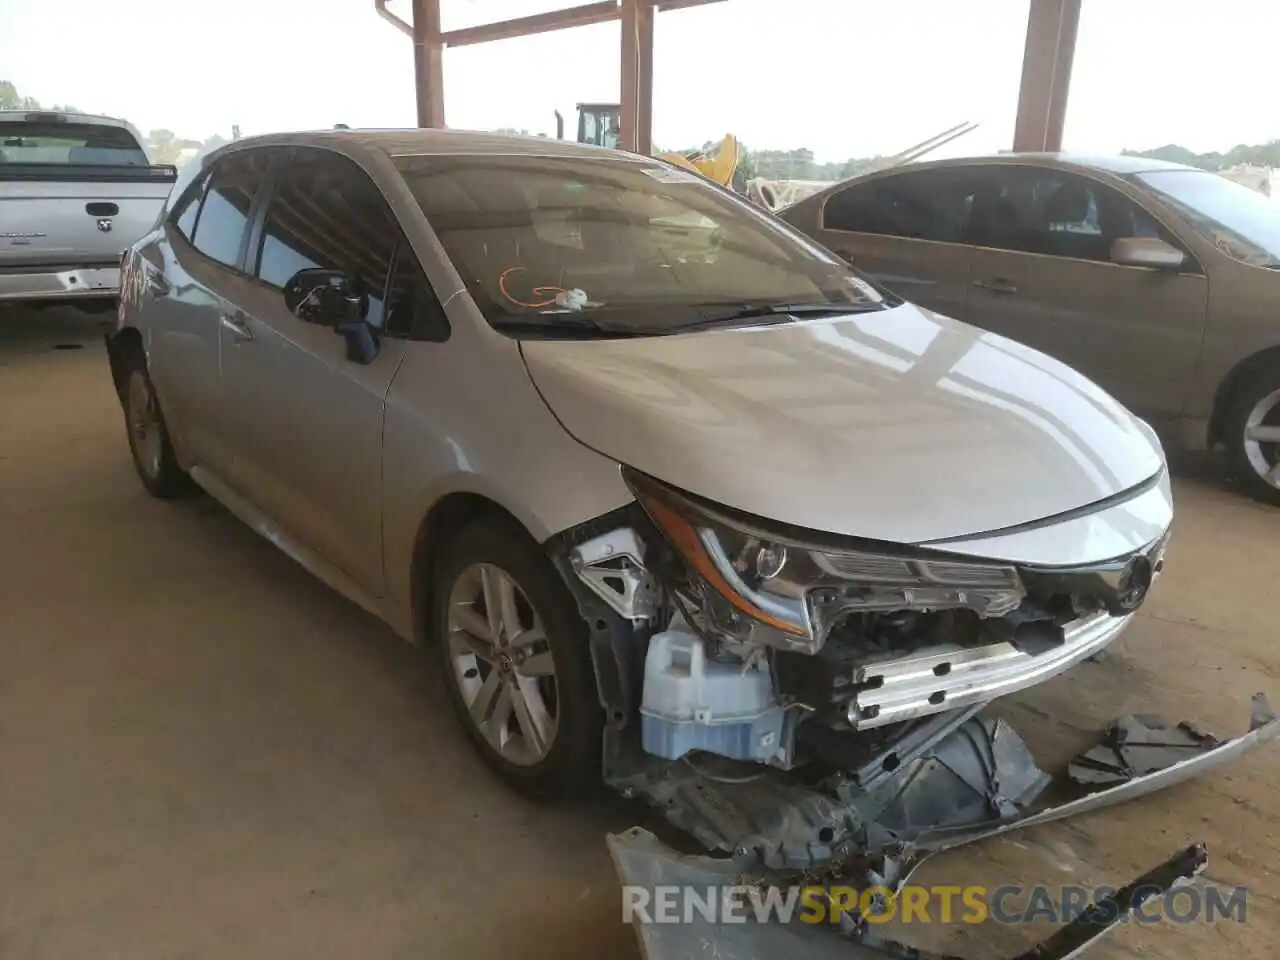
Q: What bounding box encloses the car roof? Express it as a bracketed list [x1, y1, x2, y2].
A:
[222, 127, 650, 163]
[874, 152, 1200, 178]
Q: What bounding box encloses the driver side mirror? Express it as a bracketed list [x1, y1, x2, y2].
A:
[283, 268, 380, 365]
[1110, 236, 1186, 271]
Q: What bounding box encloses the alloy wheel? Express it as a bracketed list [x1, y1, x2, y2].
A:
[1243, 387, 1280, 490]
[127, 371, 163, 481]
[446, 562, 559, 766]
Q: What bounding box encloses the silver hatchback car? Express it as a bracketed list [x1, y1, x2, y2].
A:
[109, 130, 1178, 821]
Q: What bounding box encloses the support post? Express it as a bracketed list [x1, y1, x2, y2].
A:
[620, 0, 654, 154]
[1012, 0, 1081, 152]
[412, 0, 445, 128]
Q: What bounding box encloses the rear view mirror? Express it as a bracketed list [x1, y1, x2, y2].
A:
[1110, 237, 1186, 271]
[283, 268, 380, 365]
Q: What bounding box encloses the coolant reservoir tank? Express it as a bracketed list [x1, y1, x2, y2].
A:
[640, 623, 785, 763]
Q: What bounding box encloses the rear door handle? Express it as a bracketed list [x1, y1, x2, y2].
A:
[220, 311, 255, 342]
[973, 277, 1019, 295]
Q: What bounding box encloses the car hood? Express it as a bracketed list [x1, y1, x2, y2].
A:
[518, 302, 1165, 544]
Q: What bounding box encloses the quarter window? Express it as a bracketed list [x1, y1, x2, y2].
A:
[191, 151, 271, 268]
[822, 170, 981, 243]
[255, 149, 396, 330]
[384, 243, 449, 341]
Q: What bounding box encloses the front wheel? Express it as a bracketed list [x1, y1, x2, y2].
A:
[431, 518, 602, 799]
[1224, 367, 1280, 506]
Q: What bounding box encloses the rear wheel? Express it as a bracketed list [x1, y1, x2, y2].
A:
[122, 354, 194, 499]
[431, 518, 601, 799]
[1224, 367, 1280, 506]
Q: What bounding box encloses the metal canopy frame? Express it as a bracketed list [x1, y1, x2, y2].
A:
[377, 0, 1081, 156]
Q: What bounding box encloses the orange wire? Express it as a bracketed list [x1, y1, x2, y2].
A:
[498, 265, 567, 309]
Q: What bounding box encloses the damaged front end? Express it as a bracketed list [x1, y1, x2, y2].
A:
[547, 469, 1277, 960]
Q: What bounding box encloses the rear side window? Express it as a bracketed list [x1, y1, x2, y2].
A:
[254, 148, 397, 329]
[0, 118, 147, 166]
[171, 174, 209, 242]
[823, 169, 980, 243]
[191, 151, 271, 269]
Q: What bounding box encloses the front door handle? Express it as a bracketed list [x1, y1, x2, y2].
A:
[220, 311, 255, 342]
[973, 277, 1019, 295]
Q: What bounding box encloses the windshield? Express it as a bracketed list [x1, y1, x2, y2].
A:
[0, 120, 148, 167]
[393, 153, 892, 335]
[1136, 169, 1280, 267]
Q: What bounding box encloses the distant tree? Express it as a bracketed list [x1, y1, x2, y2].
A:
[0, 80, 78, 112]
[1123, 140, 1280, 171]
[147, 128, 181, 163]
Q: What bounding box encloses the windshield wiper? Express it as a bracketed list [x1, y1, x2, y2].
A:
[489, 313, 646, 338]
[671, 300, 881, 332]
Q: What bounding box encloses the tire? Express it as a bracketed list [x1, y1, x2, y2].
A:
[121, 349, 195, 499]
[431, 517, 602, 799]
[1223, 365, 1280, 506]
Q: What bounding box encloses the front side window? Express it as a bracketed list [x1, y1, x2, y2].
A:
[393, 154, 890, 336]
[255, 149, 396, 329]
[0, 119, 148, 166]
[822, 169, 980, 243]
[1136, 168, 1280, 268]
[191, 151, 272, 269]
[970, 167, 1169, 263]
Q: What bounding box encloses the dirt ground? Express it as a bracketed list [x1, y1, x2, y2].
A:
[1, 305, 1277, 960]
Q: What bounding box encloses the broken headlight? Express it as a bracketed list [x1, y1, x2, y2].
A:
[626, 469, 1025, 656]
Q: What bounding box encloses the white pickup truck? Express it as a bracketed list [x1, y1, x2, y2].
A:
[0, 110, 177, 309]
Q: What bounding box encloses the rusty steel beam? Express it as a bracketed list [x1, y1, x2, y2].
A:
[412, 0, 445, 128]
[1013, 0, 1082, 152]
[378, 0, 730, 141]
[653, 0, 726, 10]
[620, 0, 655, 153]
[374, 0, 412, 37]
[440, 1, 621, 47]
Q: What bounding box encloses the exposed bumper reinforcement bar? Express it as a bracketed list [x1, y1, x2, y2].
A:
[852, 610, 1129, 729]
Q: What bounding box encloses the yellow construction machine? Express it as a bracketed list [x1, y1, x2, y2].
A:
[555, 102, 742, 188]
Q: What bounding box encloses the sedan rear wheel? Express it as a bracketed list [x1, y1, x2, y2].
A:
[1225, 369, 1280, 506]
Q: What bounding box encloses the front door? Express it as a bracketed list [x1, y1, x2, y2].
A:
[965, 166, 1208, 420]
[217, 147, 408, 594]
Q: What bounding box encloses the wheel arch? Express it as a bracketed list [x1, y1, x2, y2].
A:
[407, 491, 535, 646]
[1208, 345, 1280, 446]
[105, 325, 145, 403]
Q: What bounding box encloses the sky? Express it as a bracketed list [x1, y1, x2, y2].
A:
[1, 0, 1276, 163]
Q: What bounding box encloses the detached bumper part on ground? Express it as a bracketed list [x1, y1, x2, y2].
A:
[609, 693, 1279, 960]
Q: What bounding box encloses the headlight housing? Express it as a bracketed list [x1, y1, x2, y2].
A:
[626, 469, 1025, 655]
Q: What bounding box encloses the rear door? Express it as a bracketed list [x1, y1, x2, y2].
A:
[965, 164, 1208, 419]
[214, 147, 409, 593]
[148, 148, 277, 476]
[787, 166, 983, 318]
